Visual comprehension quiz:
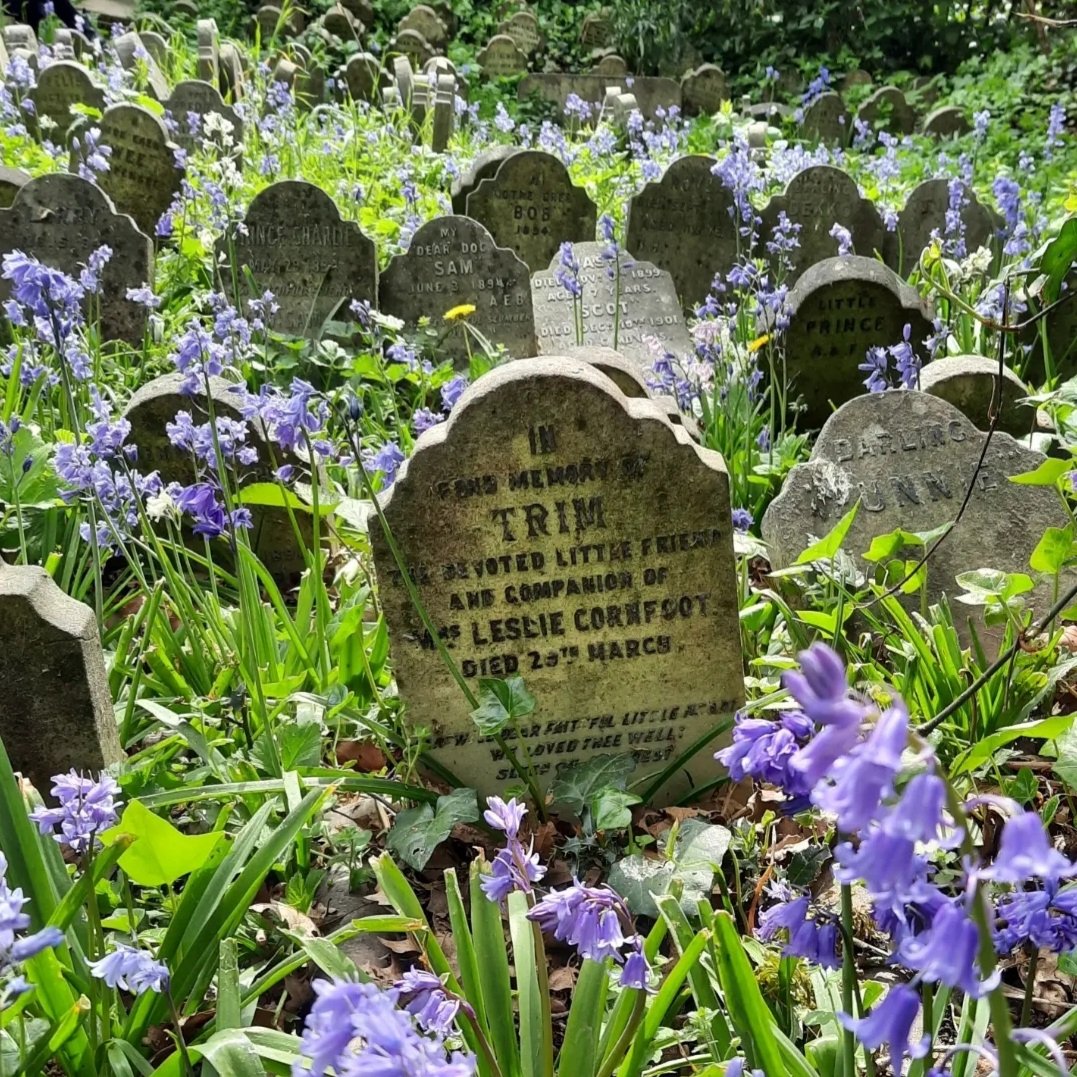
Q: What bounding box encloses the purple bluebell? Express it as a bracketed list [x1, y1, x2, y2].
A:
[898, 902, 993, 996]
[973, 109, 991, 141]
[480, 795, 545, 903]
[29, 771, 120, 855]
[89, 944, 170, 994]
[839, 984, 928, 1076]
[835, 829, 925, 899]
[995, 882, 1077, 955]
[361, 441, 405, 488]
[829, 222, 853, 256]
[440, 375, 468, 413]
[731, 507, 753, 532]
[527, 881, 632, 965]
[394, 969, 465, 1034]
[982, 812, 1076, 885]
[412, 407, 444, 435]
[716, 709, 814, 797]
[0, 851, 64, 1006]
[484, 796, 527, 838]
[555, 242, 582, 299]
[860, 345, 890, 392]
[1044, 102, 1065, 159]
[619, 936, 651, 990]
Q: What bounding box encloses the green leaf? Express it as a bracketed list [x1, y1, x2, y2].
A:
[1030, 524, 1077, 574]
[1040, 217, 1077, 303]
[549, 753, 636, 814]
[557, 959, 606, 1077]
[793, 501, 860, 564]
[237, 482, 324, 513]
[607, 855, 676, 917]
[385, 788, 478, 871]
[100, 800, 224, 887]
[862, 523, 949, 562]
[1009, 458, 1070, 486]
[1002, 768, 1038, 805]
[588, 787, 639, 831]
[1051, 720, 1077, 791]
[470, 675, 536, 736]
[786, 845, 832, 888]
[955, 715, 1074, 775]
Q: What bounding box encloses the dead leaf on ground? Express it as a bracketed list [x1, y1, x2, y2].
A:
[336, 740, 389, 772]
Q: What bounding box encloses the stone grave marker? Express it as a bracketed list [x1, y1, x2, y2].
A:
[30, 61, 105, 138]
[886, 178, 996, 276]
[54, 28, 92, 61]
[255, 5, 304, 40]
[761, 390, 1068, 634]
[451, 145, 521, 212]
[499, 10, 542, 55]
[625, 154, 738, 308]
[909, 76, 941, 107]
[857, 85, 916, 136]
[477, 34, 529, 78]
[379, 214, 537, 367]
[518, 73, 681, 120]
[923, 106, 971, 138]
[426, 56, 466, 101]
[431, 72, 455, 152]
[531, 242, 694, 371]
[0, 167, 30, 209]
[757, 165, 886, 284]
[322, 4, 361, 40]
[112, 31, 170, 101]
[592, 53, 628, 78]
[217, 181, 377, 339]
[0, 33, 8, 74]
[580, 10, 614, 49]
[918, 355, 1033, 438]
[1024, 271, 1077, 384]
[680, 63, 727, 116]
[342, 52, 387, 101]
[2, 25, 36, 55]
[165, 80, 245, 155]
[137, 31, 169, 67]
[392, 28, 435, 68]
[340, 0, 374, 24]
[465, 149, 598, 273]
[774, 255, 933, 428]
[0, 564, 122, 799]
[840, 69, 873, 93]
[0, 174, 153, 343]
[799, 91, 848, 146]
[86, 104, 183, 239]
[196, 19, 220, 85]
[398, 5, 449, 50]
[370, 356, 744, 799]
[393, 53, 416, 110]
[219, 42, 246, 101]
[81, 0, 136, 21]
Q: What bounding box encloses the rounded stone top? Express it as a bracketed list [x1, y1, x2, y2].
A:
[918, 354, 1033, 437]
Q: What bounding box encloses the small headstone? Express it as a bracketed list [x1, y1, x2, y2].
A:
[379, 214, 537, 367]
[431, 72, 455, 152]
[217, 181, 377, 339]
[392, 28, 435, 68]
[2, 25, 37, 54]
[398, 5, 449, 50]
[580, 10, 614, 49]
[465, 149, 598, 273]
[887, 178, 996, 277]
[30, 61, 105, 138]
[86, 104, 184, 239]
[799, 91, 848, 146]
[0, 564, 122, 798]
[499, 9, 542, 55]
[477, 34, 529, 78]
[0, 34, 8, 74]
[518, 73, 681, 120]
[196, 19, 220, 85]
[218, 42, 246, 101]
[757, 165, 886, 284]
[839, 69, 872, 93]
[451, 145, 521, 213]
[164, 80, 244, 156]
[761, 390, 1068, 635]
[80, 0, 136, 22]
[857, 85, 916, 136]
[340, 0, 374, 25]
[255, 6, 304, 40]
[922, 106, 971, 139]
[918, 355, 1033, 438]
[625, 154, 737, 308]
[342, 52, 387, 101]
[370, 357, 744, 799]
[909, 76, 940, 107]
[531, 242, 694, 371]
[774, 255, 933, 428]
[322, 4, 361, 40]
[592, 53, 628, 78]
[0, 173, 153, 343]
[0, 166, 30, 209]
[137, 31, 169, 67]
[680, 63, 727, 116]
[112, 31, 170, 101]
[393, 53, 416, 109]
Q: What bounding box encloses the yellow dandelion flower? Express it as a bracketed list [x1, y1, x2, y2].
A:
[748, 333, 770, 353]
[444, 303, 477, 322]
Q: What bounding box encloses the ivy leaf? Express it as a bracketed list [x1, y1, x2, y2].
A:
[470, 676, 536, 736]
[549, 753, 636, 815]
[589, 787, 640, 832]
[787, 844, 833, 888]
[607, 855, 675, 917]
[385, 788, 479, 871]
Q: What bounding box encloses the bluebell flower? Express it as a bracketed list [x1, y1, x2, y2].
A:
[717, 709, 814, 797]
[995, 882, 1077, 955]
[479, 795, 545, 903]
[839, 984, 929, 1076]
[835, 830, 924, 899]
[29, 771, 120, 855]
[528, 881, 638, 967]
[0, 852, 64, 1007]
[483, 795, 527, 838]
[898, 902, 993, 996]
[555, 242, 582, 299]
[981, 812, 1076, 886]
[394, 969, 467, 1034]
[860, 345, 890, 393]
[89, 943, 170, 994]
[619, 936, 651, 990]
[973, 109, 991, 141]
[758, 894, 839, 969]
[412, 407, 444, 435]
[440, 375, 469, 413]
[731, 507, 753, 532]
[829, 222, 853, 256]
[1044, 101, 1065, 160]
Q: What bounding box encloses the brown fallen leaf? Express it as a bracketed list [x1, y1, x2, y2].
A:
[336, 740, 389, 771]
[548, 965, 578, 991]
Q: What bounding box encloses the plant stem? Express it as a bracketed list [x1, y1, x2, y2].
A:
[1020, 946, 1040, 1028]
[528, 912, 555, 1077]
[166, 991, 196, 1076]
[596, 989, 647, 1077]
[840, 884, 857, 1077]
[462, 1007, 506, 1077]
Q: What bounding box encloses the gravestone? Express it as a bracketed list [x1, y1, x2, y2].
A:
[85, 104, 184, 240]
[465, 150, 598, 273]
[80, 0, 136, 22]
[0, 174, 153, 343]
[255, 5, 303, 40]
[0, 33, 8, 74]
[196, 19, 220, 85]
[531, 242, 694, 371]
[580, 11, 614, 49]
[887, 178, 996, 276]
[340, 0, 374, 24]
[923, 106, 971, 138]
[219, 43, 246, 101]
[592, 53, 628, 78]
[379, 215, 537, 367]
[761, 391, 1069, 635]
[1024, 271, 1077, 384]
[322, 4, 361, 40]
[392, 28, 435, 67]
[398, 5, 449, 50]
[499, 10, 542, 55]
[137, 31, 169, 67]
[680, 63, 727, 116]
[625, 154, 738, 308]
[431, 72, 455, 152]
[518, 73, 681, 120]
[909, 76, 941, 107]
[112, 31, 170, 101]
[0, 564, 122, 799]
[217, 181, 377, 339]
[370, 357, 744, 799]
[477, 34, 529, 78]
[2, 25, 36, 54]
[342, 52, 387, 101]
[918, 355, 1033, 437]
[774, 255, 933, 428]
[757, 166, 886, 284]
[857, 85, 916, 136]
[0, 167, 30, 209]
[840, 69, 872, 93]
[31, 61, 105, 138]
[451, 145, 521, 213]
[165, 80, 244, 155]
[799, 91, 848, 146]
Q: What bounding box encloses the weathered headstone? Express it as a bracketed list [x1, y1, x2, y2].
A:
[30, 61, 105, 138]
[137, 31, 169, 67]
[398, 5, 448, 50]
[392, 28, 435, 67]
[531, 242, 694, 371]
[85, 104, 183, 239]
[1024, 271, 1077, 384]
[451, 145, 521, 213]
[0, 167, 30, 209]
[499, 9, 542, 55]
[431, 72, 455, 152]
[592, 53, 628, 78]
[340, 0, 374, 24]
[761, 391, 1068, 634]
[857, 85, 916, 136]
[518, 73, 681, 120]
[580, 10, 614, 49]
[477, 34, 529, 78]
[196, 19, 220, 85]
[370, 357, 744, 799]
[2, 25, 37, 55]
[217, 181, 377, 339]
[839, 69, 872, 94]
[757, 166, 886, 284]
[625, 154, 738, 308]
[0, 564, 122, 798]
[80, 0, 136, 23]
[922, 106, 971, 138]
[165, 80, 245, 155]
[322, 4, 361, 40]
[886, 178, 996, 276]
[342, 52, 387, 101]
[680, 63, 727, 116]
[466, 150, 598, 273]
[918, 355, 1033, 437]
[799, 91, 848, 146]
[774, 255, 933, 428]
[112, 31, 170, 101]
[218, 42, 246, 101]
[379, 215, 537, 367]
[255, 5, 303, 40]
[0, 174, 153, 343]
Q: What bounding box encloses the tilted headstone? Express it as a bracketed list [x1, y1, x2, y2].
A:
[799, 91, 848, 146]
[137, 31, 169, 67]
[398, 5, 448, 50]
[0, 34, 8, 74]
[392, 54, 416, 110]
[217, 181, 377, 339]
[164, 80, 245, 156]
[370, 357, 744, 799]
[0, 167, 30, 209]
[392, 28, 435, 68]
[465, 150, 598, 273]
[112, 31, 170, 101]
[218, 42, 246, 101]
[531, 242, 694, 371]
[431, 72, 455, 152]
[518, 73, 680, 121]
[451, 145, 521, 213]
[0, 174, 153, 343]
[477, 34, 529, 78]
[680, 63, 727, 116]
[757, 166, 886, 284]
[625, 154, 738, 308]
[909, 76, 941, 107]
[80, 0, 136, 22]
[498, 10, 542, 55]
[592, 53, 628, 78]
[774, 255, 933, 428]
[30, 61, 105, 138]
[761, 390, 1069, 635]
[379, 214, 537, 367]
[857, 85, 916, 136]
[0, 564, 122, 798]
[886, 178, 996, 276]
[196, 19, 220, 85]
[918, 355, 1033, 438]
[85, 104, 184, 239]
[53, 28, 92, 60]
[922, 106, 971, 139]
[2, 25, 37, 54]
[580, 10, 614, 49]
[255, 5, 304, 40]
[342, 52, 387, 101]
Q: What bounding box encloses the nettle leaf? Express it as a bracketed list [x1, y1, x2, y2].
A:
[386, 787, 479, 871]
[549, 753, 636, 815]
[470, 675, 536, 736]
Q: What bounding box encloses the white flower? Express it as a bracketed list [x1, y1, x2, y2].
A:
[146, 490, 177, 522]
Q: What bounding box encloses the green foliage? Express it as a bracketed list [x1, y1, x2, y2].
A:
[386, 787, 480, 870]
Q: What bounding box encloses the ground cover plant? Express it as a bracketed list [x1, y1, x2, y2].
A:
[0, 1, 1076, 1075]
